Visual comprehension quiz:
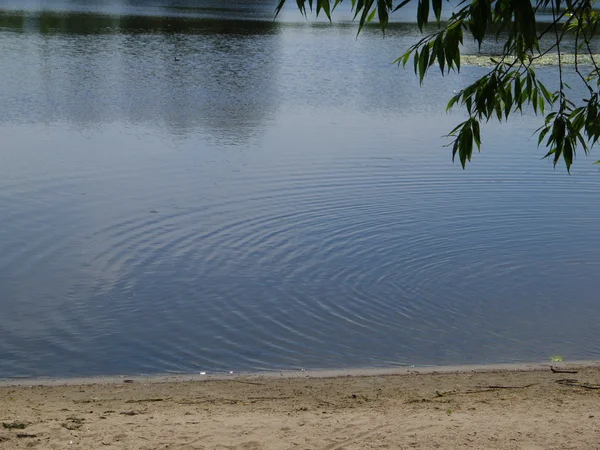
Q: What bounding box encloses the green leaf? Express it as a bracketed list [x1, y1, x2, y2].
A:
[452, 46, 461, 72]
[472, 119, 481, 151]
[447, 94, 459, 112]
[413, 49, 419, 75]
[538, 94, 545, 115]
[367, 6, 377, 22]
[460, 124, 473, 168]
[392, 0, 411, 13]
[538, 80, 554, 104]
[432, 0, 442, 23]
[316, 0, 332, 20]
[356, 0, 375, 36]
[537, 123, 551, 146]
[377, 0, 389, 32]
[436, 35, 445, 74]
[397, 50, 411, 67]
[564, 138, 573, 172]
[417, 0, 430, 31]
[419, 44, 429, 83]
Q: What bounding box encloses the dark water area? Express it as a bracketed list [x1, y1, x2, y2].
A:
[1, 1, 600, 378]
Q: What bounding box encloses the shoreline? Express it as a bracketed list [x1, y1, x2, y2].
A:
[3, 361, 600, 448]
[1, 359, 599, 387]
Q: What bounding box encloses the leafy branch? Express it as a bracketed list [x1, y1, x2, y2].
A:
[275, 0, 600, 171]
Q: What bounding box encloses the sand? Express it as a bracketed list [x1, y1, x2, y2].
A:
[2, 362, 600, 449]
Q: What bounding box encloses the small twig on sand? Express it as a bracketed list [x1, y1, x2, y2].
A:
[120, 411, 143, 416]
[247, 396, 295, 400]
[551, 367, 579, 374]
[486, 384, 537, 389]
[230, 380, 265, 386]
[2, 422, 27, 430]
[556, 379, 600, 389]
[125, 398, 167, 403]
[435, 390, 451, 397]
[16, 433, 36, 438]
[314, 397, 336, 406]
[435, 384, 536, 397]
[460, 384, 537, 394]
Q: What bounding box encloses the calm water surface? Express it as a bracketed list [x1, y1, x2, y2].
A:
[1, 1, 600, 378]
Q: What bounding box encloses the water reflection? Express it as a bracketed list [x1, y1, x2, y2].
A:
[0, 11, 284, 34]
[0, 0, 280, 21]
[0, 10, 281, 142]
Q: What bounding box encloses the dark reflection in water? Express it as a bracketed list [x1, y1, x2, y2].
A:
[0, 10, 281, 141]
[0, 0, 280, 21]
[0, 2, 600, 378]
[0, 11, 283, 34]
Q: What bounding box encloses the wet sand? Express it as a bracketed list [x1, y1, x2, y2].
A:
[1, 362, 600, 449]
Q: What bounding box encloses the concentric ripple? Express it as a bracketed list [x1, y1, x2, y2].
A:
[1, 8, 600, 378]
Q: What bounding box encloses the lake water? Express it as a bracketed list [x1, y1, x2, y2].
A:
[1, 1, 600, 378]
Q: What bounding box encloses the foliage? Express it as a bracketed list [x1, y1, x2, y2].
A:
[275, 0, 600, 171]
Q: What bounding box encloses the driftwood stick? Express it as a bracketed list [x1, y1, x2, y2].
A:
[485, 384, 537, 389]
[556, 379, 600, 389]
[125, 398, 167, 403]
[440, 384, 537, 396]
[550, 366, 579, 374]
[230, 379, 265, 386]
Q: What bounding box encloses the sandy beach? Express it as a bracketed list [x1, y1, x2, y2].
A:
[1, 362, 600, 449]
